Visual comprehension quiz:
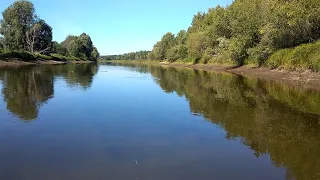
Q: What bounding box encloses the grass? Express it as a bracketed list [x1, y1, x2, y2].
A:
[0, 50, 88, 63]
[0, 51, 36, 61]
[34, 52, 52, 60]
[50, 53, 83, 61]
[266, 40, 320, 72]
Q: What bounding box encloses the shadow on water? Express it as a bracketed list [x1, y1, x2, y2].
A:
[0, 64, 98, 121]
[119, 63, 320, 180]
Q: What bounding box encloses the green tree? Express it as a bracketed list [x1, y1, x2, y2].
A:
[51, 41, 68, 56]
[175, 30, 187, 45]
[63, 33, 94, 60]
[91, 47, 100, 61]
[166, 46, 179, 61]
[0, 0, 36, 50]
[61, 35, 78, 55]
[187, 32, 207, 60]
[0, 36, 4, 50]
[158, 32, 175, 60]
[26, 19, 52, 53]
[77, 33, 93, 59]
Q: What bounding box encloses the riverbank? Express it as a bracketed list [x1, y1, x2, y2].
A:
[104, 60, 320, 90]
[0, 59, 95, 67]
[0, 51, 96, 66]
[0, 60, 66, 66]
[181, 64, 320, 90]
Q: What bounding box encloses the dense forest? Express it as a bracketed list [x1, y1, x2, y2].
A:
[149, 0, 320, 70]
[0, 0, 100, 62]
[102, 50, 150, 60]
[148, 0, 320, 71]
[109, 0, 320, 72]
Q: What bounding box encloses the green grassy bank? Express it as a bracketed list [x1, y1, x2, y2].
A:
[0, 50, 93, 63]
[265, 41, 320, 72]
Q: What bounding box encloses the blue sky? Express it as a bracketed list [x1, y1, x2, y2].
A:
[0, 0, 232, 55]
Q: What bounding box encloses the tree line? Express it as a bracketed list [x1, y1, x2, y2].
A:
[147, 0, 320, 70]
[0, 0, 100, 61]
[102, 50, 150, 60]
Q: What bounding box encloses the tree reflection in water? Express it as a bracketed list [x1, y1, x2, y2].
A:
[120, 63, 320, 180]
[0, 63, 98, 121]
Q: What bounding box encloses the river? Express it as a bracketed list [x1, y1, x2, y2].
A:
[0, 63, 319, 180]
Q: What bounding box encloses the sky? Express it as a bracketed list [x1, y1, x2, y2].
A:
[0, 0, 232, 55]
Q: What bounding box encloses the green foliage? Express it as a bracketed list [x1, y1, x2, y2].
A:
[0, 0, 36, 50]
[0, 1, 100, 62]
[175, 30, 187, 45]
[26, 19, 52, 52]
[50, 53, 81, 61]
[61, 33, 98, 60]
[0, 51, 36, 61]
[0, 36, 4, 50]
[187, 32, 207, 60]
[51, 41, 68, 56]
[102, 50, 150, 61]
[74, 33, 93, 59]
[34, 52, 52, 60]
[147, 0, 320, 70]
[266, 40, 320, 72]
[91, 47, 100, 61]
[61, 35, 78, 53]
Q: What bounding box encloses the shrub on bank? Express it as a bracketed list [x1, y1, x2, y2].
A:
[0, 51, 88, 62]
[34, 52, 52, 60]
[266, 41, 320, 72]
[51, 53, 84, 61]
[0, 51, 36, 61]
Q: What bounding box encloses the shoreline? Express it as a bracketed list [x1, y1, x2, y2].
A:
[0, 59, 94, 66]
[167, 63, 320, 90]
[105, 60, 320, 90]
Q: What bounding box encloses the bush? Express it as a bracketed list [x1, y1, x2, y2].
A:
[50, 53, 83, 61]
[50, 53, 67, 61]
[0, 51, 36, 61]
[266, 40, 320, 72]
[34, 52, 52, 60]
[247, 45, 274, 66]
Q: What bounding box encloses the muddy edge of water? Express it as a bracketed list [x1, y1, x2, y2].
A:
[109, 61, 320, 90]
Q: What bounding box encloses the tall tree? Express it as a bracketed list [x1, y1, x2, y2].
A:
[0, 36, 4, 50]
[51, 41, 68, 56]
[26, 19, 52, 53]
[77, 33, 93, 59]
[0, 0, 36, 50]
[91, 47, 100, 61]
[61, 35, 78, 54]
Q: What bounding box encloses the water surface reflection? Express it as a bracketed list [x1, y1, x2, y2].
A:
[0, 64, 98, 120]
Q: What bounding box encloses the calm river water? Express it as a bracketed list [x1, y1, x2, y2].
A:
[0, 63, 319, 180]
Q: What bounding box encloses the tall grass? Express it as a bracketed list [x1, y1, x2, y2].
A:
[266, 40, 320, 72]
[0, 51, 86, 62]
